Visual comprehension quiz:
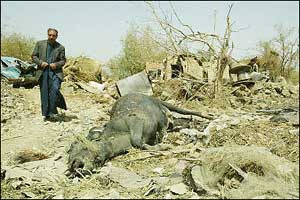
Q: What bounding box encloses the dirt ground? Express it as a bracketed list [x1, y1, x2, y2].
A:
[1, 78, 299, 199]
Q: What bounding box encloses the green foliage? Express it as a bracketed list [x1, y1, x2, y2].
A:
[1, 32, 36, 61]
[107, 24, 168, 79]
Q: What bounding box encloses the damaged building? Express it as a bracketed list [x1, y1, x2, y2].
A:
[146, 54, 231, 83]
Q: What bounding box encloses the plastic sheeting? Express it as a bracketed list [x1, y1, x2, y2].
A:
[1, 57, 22, 79]
[1, 56, 37, 79]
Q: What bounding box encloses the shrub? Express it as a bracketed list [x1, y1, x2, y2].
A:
[1, 32, 36, 61]
[107, 24, 167, 79]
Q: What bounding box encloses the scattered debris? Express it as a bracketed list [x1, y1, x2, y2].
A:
[75, 81, 105, 94]
[63, 56, 102, 83]
[1, 54, 299, 199]
[184, 146, 299, 199]
[1, 56, 38, 88]
[22, 191, 36, 198]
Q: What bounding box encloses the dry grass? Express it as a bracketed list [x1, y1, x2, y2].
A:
[198, 145, 299, 199]
[208, 120, 299, 162]
[63, 56, 102, 82]
[14, 149, 49, 164]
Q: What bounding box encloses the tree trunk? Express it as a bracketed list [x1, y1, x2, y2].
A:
[214, 55, 228, 98]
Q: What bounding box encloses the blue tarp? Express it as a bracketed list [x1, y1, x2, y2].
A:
[1, 56, 37, 79]
[1, 57, 22, 79]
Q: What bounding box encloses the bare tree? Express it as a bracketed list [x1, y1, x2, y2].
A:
[272, 25, 299, 78]
[146, 2, 235, 97]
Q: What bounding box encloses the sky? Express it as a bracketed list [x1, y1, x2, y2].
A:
[1, 1, 299, 63]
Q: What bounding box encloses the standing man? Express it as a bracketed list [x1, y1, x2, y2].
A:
[32, 28, 67, 121]
[248, 56, 259, 72]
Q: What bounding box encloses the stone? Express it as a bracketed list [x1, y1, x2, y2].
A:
[104, 189, 120, 199]
[168, 173, 184, 185]
[164, 193, 173, 199]
[78, 190, 100, 199]
[153, 167, 164, 176]
[270, 115, 288, 123]
[196, 131, 211, 145]
[229, 118, 241, 126]
[281, 88, 290, 97]
[52, 191, 64, 200]
[72, 177, 80, 184]
[283, 112, 299, 126]
[150, 176, 170, 186]
[5, 167, 34, 180]
[22, 191, 36, 198]
[189, 165, 219, 195]
[100, 166, 151, 190]
[265, 89, 271, 95]
[289, 129, 299, 135]
[189, 192, 201, 199]
[175, 160, 188, 175]
[180, 128, 199, 137]
[11, 180, 24, 189]
[270, 112, 299, 125]
[170, 182, 188, 195]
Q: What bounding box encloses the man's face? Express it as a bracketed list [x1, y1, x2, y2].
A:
[48, 30, 57, 44]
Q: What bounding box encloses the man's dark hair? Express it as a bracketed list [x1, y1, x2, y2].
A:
[250, 56, 258, 63]
[47, 28, 58, 36]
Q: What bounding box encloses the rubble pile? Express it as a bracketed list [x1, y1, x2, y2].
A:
[230, 81, 299, 109]
[1, 80, 28, 124]
[183, 146, 299, 199]
[207, 115, 299, 162]
[63, 56, 102, 83]
[153, 78, 214, 102]
[1, 68, 299, 199]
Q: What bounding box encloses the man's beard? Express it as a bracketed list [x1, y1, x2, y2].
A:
[48, 39, 56, 44]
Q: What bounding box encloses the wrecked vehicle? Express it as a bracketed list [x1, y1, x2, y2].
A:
[229, 64, 269, 87]
[67, 93, 213, 176]
[1, 56, 39, 88]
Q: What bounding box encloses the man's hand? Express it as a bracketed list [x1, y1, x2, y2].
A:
[50, 63, 56, 70]
[41, 62, 48, 69]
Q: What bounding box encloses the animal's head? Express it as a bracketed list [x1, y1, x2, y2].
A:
[86, 126, 105, 140]
[66, 137, 105, 177]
